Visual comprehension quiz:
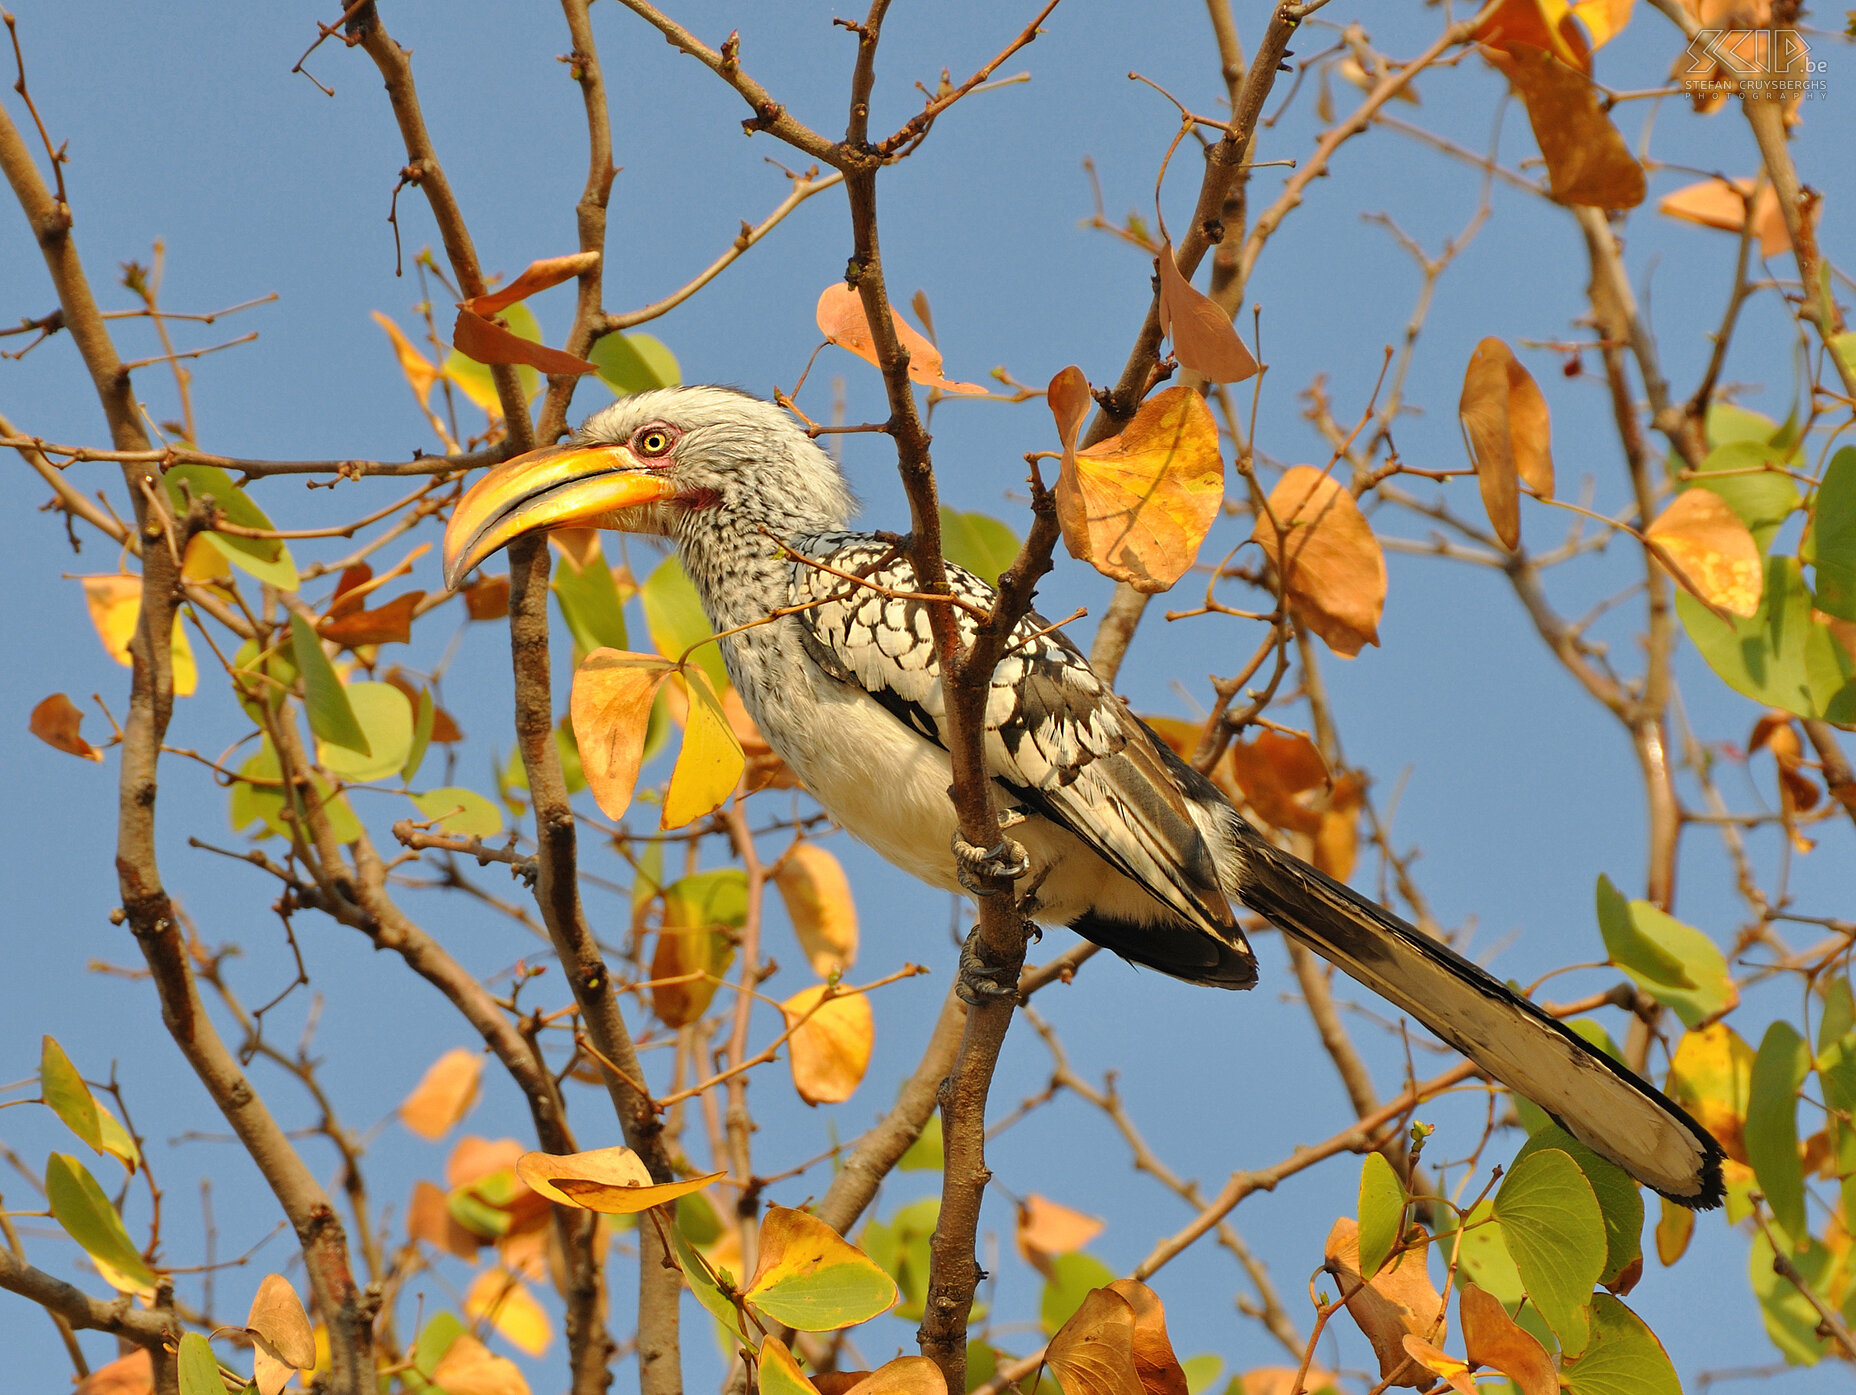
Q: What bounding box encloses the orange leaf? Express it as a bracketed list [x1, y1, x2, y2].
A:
[1315, 772, 1365, 882]
[465, 1267, 552, 1357]
[1658, 177, 1799, 258]
[1056, 386, 1224, 594]
[463, 573, 511, 620]
[1157, 241, 1257, 383]
[815, 283, 987, 395]
[1252, 467, 1385, 657]
[1228, 1369, 1340, 1395]
[451, 307, 596, 377]
[1048, 364, 1092, 459]
[30, 693, 103, 761]
[570, 649, 677, 820]
[1046, 1286, 1143, 1395]
[1399, 1335, 1477, 1395]
[1325, 1216, 1445, 1389]
[431, 1332, 531, 1395]
[409, 1178, 480, 1259]
[448, 1136, 527, 1190]
[1644, 488, 1763, 619]
[465, 252, 602, 318]
[782, 985, 875, 1105]
[1459, 338, 1554, 545]
[1015, 1194, 1105, 1277]
[1105, 1278, 1190, 1395]
[400, 1047, 484, 1140]
[1227, 730, 1329, 836]
[774, 843, 859, 975]
[1473, 0, 1591, 70]
[75, 1350, 152, 1395]
[320, 590, 424, 648]
[1459, 1284, 1557, 1395]
[1482, 43, 1645, 208]
[372, 311, 441, 406]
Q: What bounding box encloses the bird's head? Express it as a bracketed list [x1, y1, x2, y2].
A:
[442, 385, 855, 590]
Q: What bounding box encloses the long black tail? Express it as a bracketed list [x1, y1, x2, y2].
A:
[1218, 813, 1725, 1208]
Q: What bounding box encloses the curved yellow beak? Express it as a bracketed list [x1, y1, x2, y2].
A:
[442, 442, 676, 590]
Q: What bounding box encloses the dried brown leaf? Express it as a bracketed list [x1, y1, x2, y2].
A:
[75, 1350, 153, 1395]
[1482, 43, 1645, 208]
[1459, 1284, 1557, 1395]
[451, 307, 596, 377]
[463, 573, 511, 620]
[30, 693, 103, 762]
[1400, 1335, 1478, 1395]
[320, 591, 424, 648]
[465, 252, 601, 318]
[1106, 1278, 1190, 1395]
[1046, 1287, 1143, 1395]
[774, 843, 858, 975]
[1056, 386, 1224, 594]
[1644, 488, 1763, 619]
[815, 283, 987, 395]
[247, 1273, 316, 1369]
[400, 1047, 484, 1139]
[1252, 467, 1385, 657]
[1325, 1217, 1445, 1389]
[1458, 338, 1557, 546]
[1156, 240, 1258, 383]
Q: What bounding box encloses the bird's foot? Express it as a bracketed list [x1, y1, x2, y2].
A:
[951, 827, 1030, 897]
[956, 926, 1022, 1005]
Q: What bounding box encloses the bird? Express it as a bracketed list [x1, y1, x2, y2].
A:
[443, 384, 1725, 1208]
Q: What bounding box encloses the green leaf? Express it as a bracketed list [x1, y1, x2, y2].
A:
[863, 1198, 938, 1321]
[666, 1215, 750, 1345]
[403, 686, 436, 783]
[1039, 1251, 1116, 1336]
[289, 613, 367, 753]
[1817, 1030, 1856, 1220]
[553, 541, 629, 664]
[677, 1190, 723, 1247]
[176, 1332, 223, 1395]
[938, 507, 1021, 584]
[1356, 1151, 1405, 1278]
[1514, 1127, 1643, 1287]
[1594, 874, 1734, 1028]
[411, 787, 504, 837]
[641, 555, 728, 694]
[1704, 402, 1779, 449]
[1560, 1294, 1682, 1394]
[1491, 1147, 1606, 1356]
[898, 1113, 944, 1171]
[1747, 1019, 1810, 1248]
[1181, 1355, 1223, 1395]
[1748, 1226, 1831, 1365]
[1686, 439, 1803, 553]
[231, 637, 298, 722]
[164, 464, 300, 591]
[557, 714, 587, 797]
[231, 737, 361, 845]
[1436, 1200, 1524, 1309]
[744, 1209, 898, 1332]
[1820, 974, 1856, 1053]
[40, 1037, 101, 1153]
[446, 300, 541, 403]
[1677, 555, 1856, 723]
[317, 681, 412, 783]
[446, 1183, 513, 1240]
[1830, 333, 1856, 386]
[1810, 447, 1856, 621]
[966, 1342, 1001, 1394]
[590, 331, 681, 396]
[45, 1152, 156, 1292]
[405, 1310, 466, 1391]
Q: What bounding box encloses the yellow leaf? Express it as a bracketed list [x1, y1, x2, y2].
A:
[80, 575, 197, 696]
[782, 985, 875, 1106]
[430, 1332, 531, 1395]
[1014, 1195, 1105, 1276]
[1568, 0, 1633, 49]
[465, 1267, 552, 1357]
[774, 843, 859, 975]
[1645, 488, 1762, 619]
[759, 1336, 824, 1395]
[569, 649, 676, 820]
[1665, 1022, 1754, 1164]
[372, 311, 441, 406]
[1055, 386, 1224, 594]
[1156, 240, 1257, 383]
[744, 1205, 899, 1329]
[1399, 1335, 1477, 1395]
[815, 283, 987, 395]
[399, 1047, 484, 1139]
[1482, 42, 1645, 208]
[1251, 468, 1386, 658]
[663, 667, 745, 830]
[181, 533, 232, 583]
[516, 1145, 723, 1214]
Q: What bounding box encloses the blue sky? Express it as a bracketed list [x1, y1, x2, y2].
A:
[2, 1, 1853, 1390]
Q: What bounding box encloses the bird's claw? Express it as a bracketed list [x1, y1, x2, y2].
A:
[956, 926, 1022, 1006]
[951, 829, 1030, 897]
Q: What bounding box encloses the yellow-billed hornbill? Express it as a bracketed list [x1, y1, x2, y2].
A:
[444, 386, 1724, 1208]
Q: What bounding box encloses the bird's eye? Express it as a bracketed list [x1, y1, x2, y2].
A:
[633, 426, 675, 459]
